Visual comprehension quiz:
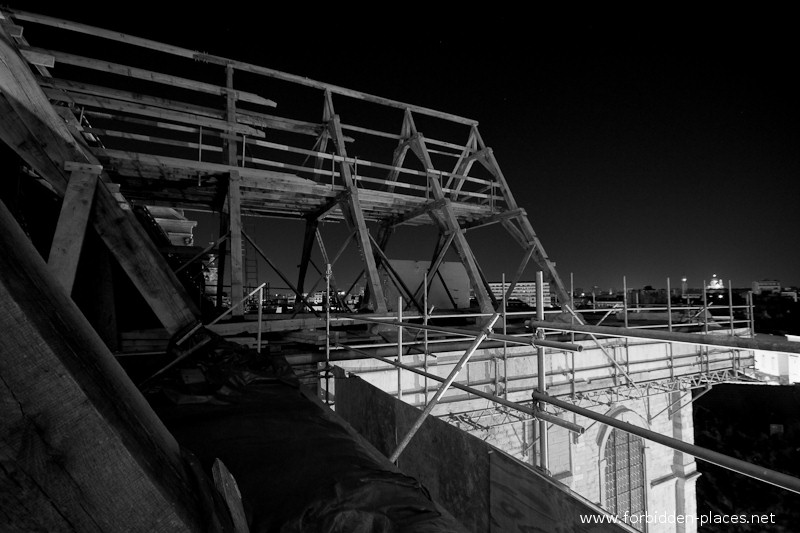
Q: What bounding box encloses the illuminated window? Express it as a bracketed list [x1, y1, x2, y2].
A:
[604, 429, 646, 531]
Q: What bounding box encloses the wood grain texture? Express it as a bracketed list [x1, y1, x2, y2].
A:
[0, 200, 202, 532]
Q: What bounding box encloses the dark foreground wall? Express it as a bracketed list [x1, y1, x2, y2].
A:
[335, 371, 631, 533]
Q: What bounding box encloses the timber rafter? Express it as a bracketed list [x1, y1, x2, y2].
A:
[0, 7, 574, 314]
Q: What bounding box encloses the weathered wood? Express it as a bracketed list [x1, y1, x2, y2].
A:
[408, 134, 495, 315]
[43, 88, 264, 137]
[9, 9, 478, 125]
[42, 76, 228, 119]
[461, 208, 525, 232]
[0, 33, 91, 194]
[0, 21, 23, 38]
[91, 180, 200, 334]
[19, 46, 54, 67]
[35, 47, 275, 107]
[47, 169, 98, 294]
[0, 199, 202, 532]
[241, 230, 318, 317]
[326, 94, 387, 313]
[228, 171, 244, 316]
[294, 218, 318, 311]
[211, 459, 249, 533]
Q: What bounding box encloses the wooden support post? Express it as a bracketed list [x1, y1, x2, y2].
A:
[228, 170, 244, 317]
[429, 178, 494, 315]
[0, 199, 202, 532]
[295, 218, 318, 311]
[385, 109, 414, 194]
[91, 181, 199, 334]
[325, 92, 387, 313]
[47, 167, 99, 294]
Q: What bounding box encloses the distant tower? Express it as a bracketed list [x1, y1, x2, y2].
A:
[681, 277, 687, 298]
[708, 274, 724, 290]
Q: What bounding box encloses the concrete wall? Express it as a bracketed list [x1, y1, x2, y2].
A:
[335, 372, 633, 533]
[332, 333, 747, 532]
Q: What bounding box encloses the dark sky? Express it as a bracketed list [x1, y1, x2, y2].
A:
[9, 4, 799, 291]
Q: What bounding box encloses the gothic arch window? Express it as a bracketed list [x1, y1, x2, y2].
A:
[603, 428, 646, 531]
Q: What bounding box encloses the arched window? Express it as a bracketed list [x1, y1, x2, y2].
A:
[603, 428, 646, 531]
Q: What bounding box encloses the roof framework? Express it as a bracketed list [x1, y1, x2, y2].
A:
[1, 8, 569, 316]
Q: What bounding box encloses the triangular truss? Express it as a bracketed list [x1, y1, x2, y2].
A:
[0, 7, 571, 319]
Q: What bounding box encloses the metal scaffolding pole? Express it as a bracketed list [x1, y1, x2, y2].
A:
[352, 315, 583, 352]
[389, 314, 501, 463]
[535, 271, 548, 471]
[337, 342, 584, 434]
[527, 319, 800, 355]
[531, 390, 800, 495]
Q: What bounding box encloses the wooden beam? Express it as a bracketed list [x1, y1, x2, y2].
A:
[461, 208, 525, 232]
[33, 47, 276, 107]
[47, 169, 99, 295]
[0, 21, 23, 38]
[294, 218, 318, 311]
[8, 10, 478, 125]
[241, 230, 318, 316]
[368, 233, 422, 313]
[43, 88, 264, 137]
[389, 198, 447, 227]
[0, 34, 92, 194]
[326, 93, 387, 313]
[91, 180, 200, 334]
[228, 171, 244, 316]
[19, 47, 54, 67]
[410, 231, 455, 304]
[406, 133, 495, 315]
[0, 199, 202, 532]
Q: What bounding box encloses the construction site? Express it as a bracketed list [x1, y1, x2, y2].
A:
[2, 8, 800, 533]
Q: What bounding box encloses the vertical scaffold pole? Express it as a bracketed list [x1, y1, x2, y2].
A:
[423, 274, 429, 404]
[729, 280, 735, 335]
[397, 296, 403, 401]
[536, 271, 548, 471]
[502, 273, 508, 400]
[257, 285, 263, 354]
[325, 263, 331, 405]
[389, 313, 500, 463]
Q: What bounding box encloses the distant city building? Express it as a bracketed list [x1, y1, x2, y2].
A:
[487, 280, 550, 307]
[752, 279, 781, 295]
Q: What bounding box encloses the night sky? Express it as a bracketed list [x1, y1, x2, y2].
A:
[8, 4, 799, 292]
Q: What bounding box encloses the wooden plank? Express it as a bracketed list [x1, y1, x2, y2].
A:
[91, 180, 200, 334]
[461, 208, 525, 232]
[47, 170, 98, 294]
[34, 47, 276, 107]
[0, 199, 201, 532]
[19, 47, 54, 67]
[43, 88, 264, 137]
[328, 104, 387, 313]
[9, 9, 478, 125]
[63, 160, 103, 174]
[0, 21, 23, 38]
[42, 77, 228, 119]
[0, 33, 92, 195]
[211, 459, 249, 533]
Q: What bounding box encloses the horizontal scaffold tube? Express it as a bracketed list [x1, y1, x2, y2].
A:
[336, 343, 585, 434]
[530, 391, 800, 495]
[349, 316, 583, 352]
[528, 320, 800, 354]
